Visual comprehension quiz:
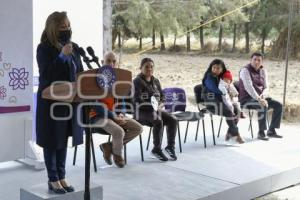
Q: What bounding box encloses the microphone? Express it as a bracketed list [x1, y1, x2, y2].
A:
[78, 47, 93, 70]
[86, 46, 101, 68]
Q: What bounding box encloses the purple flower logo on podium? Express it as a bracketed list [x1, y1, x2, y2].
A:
[8, 67, 29, 90]
[0, 85, 7, 100]
[96, 65, 116, 89]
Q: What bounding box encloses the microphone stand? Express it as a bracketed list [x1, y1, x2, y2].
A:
[78, 49, 94, 200]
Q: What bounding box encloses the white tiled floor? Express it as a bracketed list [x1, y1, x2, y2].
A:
[1, 116, 300, 200]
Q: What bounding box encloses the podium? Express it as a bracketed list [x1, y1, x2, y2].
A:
[42, 67, 132, 200]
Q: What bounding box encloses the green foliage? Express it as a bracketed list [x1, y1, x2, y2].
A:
[112, 0, 300, 55]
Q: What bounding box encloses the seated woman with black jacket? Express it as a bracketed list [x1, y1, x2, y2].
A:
[202, 59, 244, 144]
[133, 58, 178, 161]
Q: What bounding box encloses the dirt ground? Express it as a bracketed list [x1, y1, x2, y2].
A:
[119, 52, 300, 122]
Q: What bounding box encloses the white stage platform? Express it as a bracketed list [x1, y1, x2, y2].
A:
[0, 117, 299, 200]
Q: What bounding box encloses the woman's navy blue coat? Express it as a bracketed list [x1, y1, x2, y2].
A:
[36, 41, 84, 149]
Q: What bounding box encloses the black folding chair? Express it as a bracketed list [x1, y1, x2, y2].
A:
[72, 129, 108, 173]
[194, 84, 217, 147]
[143, 87, 204, 153]
[162, 88, 205, 148]
[73, 126, 144, 172]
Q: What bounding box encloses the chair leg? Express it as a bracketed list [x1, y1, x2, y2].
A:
[139, 134, 144, 162]
[73, 146, 77, 166]
[210, 114, 216, 145]
[146, 127, 152, 151]
[177, 123, 182, 153]
[195, 120, 200, 141]
[91, 135, 97, 173]
[217, 117, 223, 138]
[266, 111, 270, 128]
[248, 110, 253, 131]
[160, 126, 165, 144]
[124, 144, 127, 164]
[249, 110, 254, 138]
[202, 118, 207, 148]
[184, 121, 190, 143]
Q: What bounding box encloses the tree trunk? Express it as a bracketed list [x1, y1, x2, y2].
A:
[245, 22, 250, 53]
[218, 24, 223, 51]
[187, 27, 191, 52]
[118, 29, 121, 48]
[174, 34, 177, 46]
[261, 28, 267, 54]
[232, 24, 237, 52]
[152, 28, 155, 49]
[139, 36, 142, 50]
[271, 27, 300, 58]
[200, 21, 204, 50]
[112, 28, 117, 50]
[160, 32, 166, 51]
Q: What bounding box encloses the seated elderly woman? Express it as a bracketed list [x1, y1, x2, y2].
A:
[133, 57, 178, 161]
[202, 59, 244, 144]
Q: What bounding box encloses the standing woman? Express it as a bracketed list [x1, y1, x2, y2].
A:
[36, 12, 83, 194]
[133, 58, 178, 161]
[202, 59, 244, 144]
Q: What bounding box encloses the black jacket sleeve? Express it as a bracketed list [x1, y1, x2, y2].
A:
[155, 78, 165, 103]
[133, 78, 149, 104]
[36, 43, 71, 86]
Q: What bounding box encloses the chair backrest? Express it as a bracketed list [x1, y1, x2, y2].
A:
[115, 98, 134, 115]
[233, 81, 239, 92]
[193, 84, 208, 113]
[162, 87, 186, 112]
[194, 84, 205, 104]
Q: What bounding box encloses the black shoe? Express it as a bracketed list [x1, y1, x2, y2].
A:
[267, 129, 283, 138]
[48, 182, 66, 194]
[61, 185, 75, 193]
[257, 131, 269, 141]
[151, 149, 168, 161]
[165, 146, 177, 161]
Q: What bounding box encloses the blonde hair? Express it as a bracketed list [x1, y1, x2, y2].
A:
[40, 11, 68, 49]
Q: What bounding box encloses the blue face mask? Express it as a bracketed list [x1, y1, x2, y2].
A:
[58, 30, 72, 45]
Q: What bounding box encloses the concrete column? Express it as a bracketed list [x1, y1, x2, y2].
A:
[103, 0, 112, 56]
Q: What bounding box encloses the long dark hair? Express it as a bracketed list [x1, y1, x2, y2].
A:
[202, 59, 227, 85]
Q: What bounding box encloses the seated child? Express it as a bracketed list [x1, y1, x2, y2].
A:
[218, 70, 245, 119]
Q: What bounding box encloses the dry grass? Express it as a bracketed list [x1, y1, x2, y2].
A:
[117, 52, 300, 123]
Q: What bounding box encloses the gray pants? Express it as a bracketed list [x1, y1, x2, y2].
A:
[94, 117, 143, 156]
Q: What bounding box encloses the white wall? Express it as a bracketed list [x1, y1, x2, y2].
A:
[0, 0, 33, 161]
[33, 0, 103, 76]
[0, 0, 103, 162]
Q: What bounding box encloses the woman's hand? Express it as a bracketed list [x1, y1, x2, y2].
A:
[61, 43, 73, 56]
